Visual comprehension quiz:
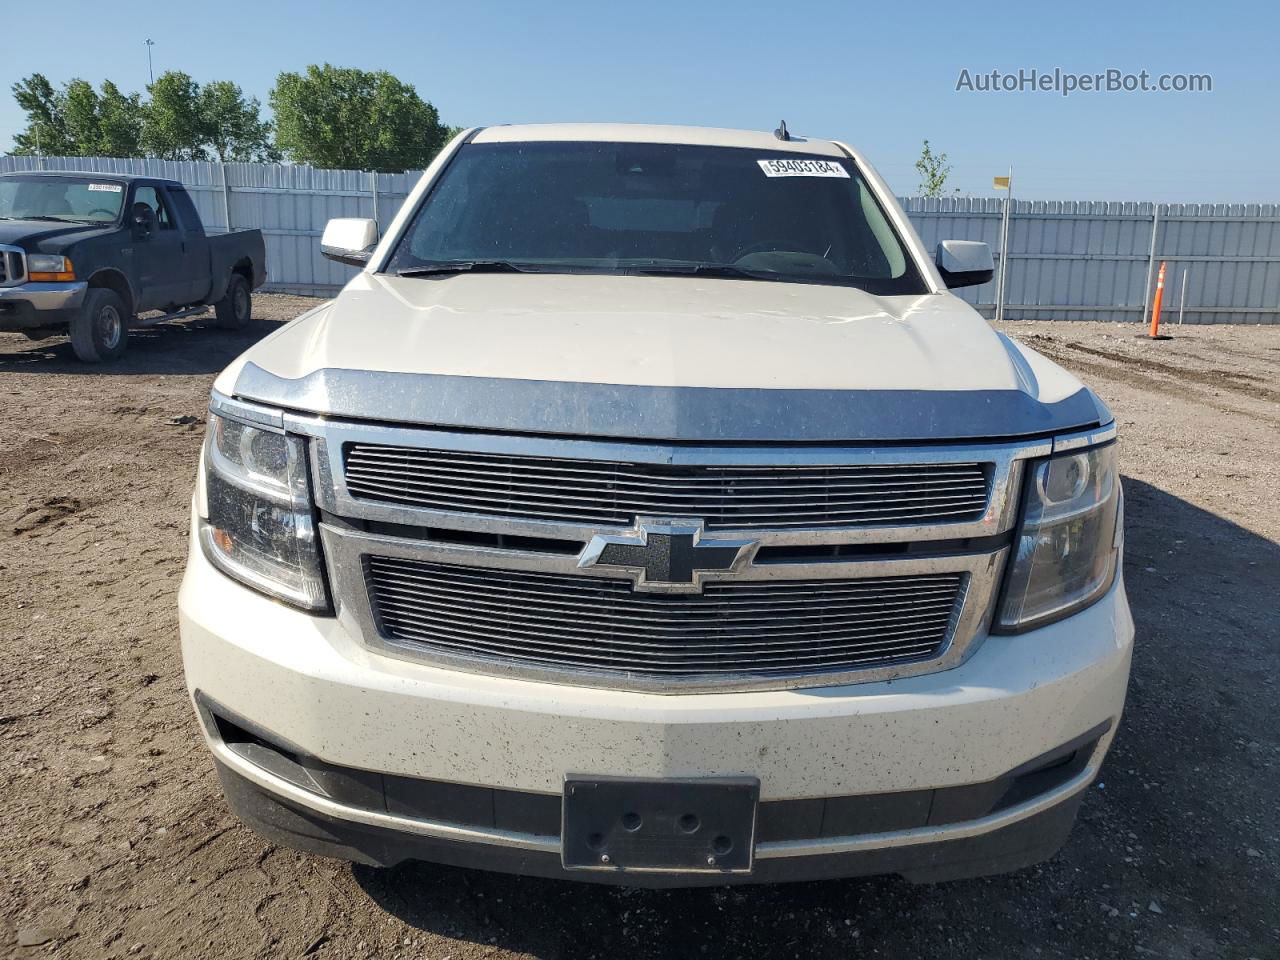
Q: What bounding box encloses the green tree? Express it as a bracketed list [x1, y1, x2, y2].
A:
[60, 80, 102, 154]
[914, 140, 955, 198]
[139, 73, 272, 161]
[10, 74, 73, 155]
[95, 81, 144, 157]
[200, 81, 277, 161]
[270, 64, 450, 171]
[9, 74, 143, 157]
[140, 71, 207, 160]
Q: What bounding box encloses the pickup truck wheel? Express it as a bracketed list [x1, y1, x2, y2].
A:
[70, 288, 129, 363]
[214, 274, 252, 330]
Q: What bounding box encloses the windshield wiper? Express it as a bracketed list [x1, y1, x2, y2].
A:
[628, 262, 778, 282]
[397, 260, 537, 277]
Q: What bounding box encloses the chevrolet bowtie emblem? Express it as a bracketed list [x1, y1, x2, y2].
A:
[577, 518, 755, 593]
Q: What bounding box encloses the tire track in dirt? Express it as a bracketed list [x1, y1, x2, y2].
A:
[1051, 340, 1280, 403]
[1025, 338, 1280, 428]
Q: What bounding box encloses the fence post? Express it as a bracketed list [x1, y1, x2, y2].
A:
[1141, 205, 1161, 324]
[995, 194, 1014, 323]
[1178, 267, 1188, 325]
[219, 162, 233, 234]
[370, 171, 378, 226]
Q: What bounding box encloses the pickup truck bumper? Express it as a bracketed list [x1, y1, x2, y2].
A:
[179, 532, 1134, 886]
[0, 282, 87, 330]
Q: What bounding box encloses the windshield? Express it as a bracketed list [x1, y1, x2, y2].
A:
[385, 141, 927, 294]
[0, 176, 125, 223]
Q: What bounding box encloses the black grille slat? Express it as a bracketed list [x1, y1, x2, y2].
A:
[372, 608, 945, 663]
[345, 460, 988, 492]
[373, 626, 942, 669]
[373, 597, 955, 643]
[343, 487, 986, 527]
[372, 580, 957, 624]
[348, 474, 989, 500]
[344, 445, 990, 530]
[365, 558, 963, 681]
[344, 470, 988, 507]
[371, 631, 940, 673]
[370, 582, 959, 626]
[374, 604, 952, 651]
[368, 564, 963, 607]
[346, 447, 985, 482]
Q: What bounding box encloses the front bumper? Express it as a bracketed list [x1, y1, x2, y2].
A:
[0, 282, 87, 329]
[212, 752, 1091, 885]
[179, 534, 1134, 884]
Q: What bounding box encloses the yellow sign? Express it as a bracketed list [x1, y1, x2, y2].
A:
[993, 176, 1010, 189]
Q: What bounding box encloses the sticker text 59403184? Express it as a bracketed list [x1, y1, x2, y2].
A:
[757, 158, 850, 179]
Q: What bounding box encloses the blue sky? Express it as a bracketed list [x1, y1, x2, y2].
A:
[3, 0, 1274, 201]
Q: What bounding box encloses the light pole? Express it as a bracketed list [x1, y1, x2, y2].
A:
[144, 38, 155, 85]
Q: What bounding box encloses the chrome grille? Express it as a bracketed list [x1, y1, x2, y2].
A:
[343, 445, 991, 530]
[365, 557, 965, 681]
[0, 246, 24, 287]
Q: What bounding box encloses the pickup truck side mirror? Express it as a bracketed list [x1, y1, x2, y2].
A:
[321, 218, 379, 267]
[132, 206, 157, 241]
[936, 240, 994, 289]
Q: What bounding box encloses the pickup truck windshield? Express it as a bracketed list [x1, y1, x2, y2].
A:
[386, 142, 927, 294]
[0, 176, 125, 223]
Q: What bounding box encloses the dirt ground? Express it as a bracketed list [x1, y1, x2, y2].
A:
[1, 296, 1276, 960]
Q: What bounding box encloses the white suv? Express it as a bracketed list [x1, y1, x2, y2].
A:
[179, 124, 1132, 885]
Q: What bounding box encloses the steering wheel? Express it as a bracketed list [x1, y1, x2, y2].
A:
[86, 208, 116, 219]
[727, 239, 795, 262]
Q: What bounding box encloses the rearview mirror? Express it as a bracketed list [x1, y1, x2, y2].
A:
[321, 218, 379, 267]
[936, 240, 994, 289]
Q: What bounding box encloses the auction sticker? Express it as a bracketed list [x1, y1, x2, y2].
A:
[87, 183, 123, 193]
[757, 158, 849, 178]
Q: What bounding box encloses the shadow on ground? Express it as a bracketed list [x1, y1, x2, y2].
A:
[350, 477, 1279, 959]
[0, 316, 286, 376]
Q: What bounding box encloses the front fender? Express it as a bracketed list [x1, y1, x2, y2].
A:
[85, 267, 138, 315]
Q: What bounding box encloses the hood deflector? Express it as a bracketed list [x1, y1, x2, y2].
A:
[234, 362, 1109, 444]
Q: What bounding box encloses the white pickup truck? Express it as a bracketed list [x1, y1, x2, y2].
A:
[179, 124, 1132, 886]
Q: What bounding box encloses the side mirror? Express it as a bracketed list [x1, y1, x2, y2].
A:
[321, 218, 379, 267]
[132, 209, 156, 241]
[936, 240, 994, 289]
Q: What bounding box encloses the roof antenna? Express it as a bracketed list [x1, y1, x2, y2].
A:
[774, 120, 791, 142]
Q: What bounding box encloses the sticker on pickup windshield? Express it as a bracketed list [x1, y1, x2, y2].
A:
[757, 158, 850, 179]
[87, 183, 123, 193]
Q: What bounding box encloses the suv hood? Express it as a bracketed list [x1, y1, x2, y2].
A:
[223, 273, 1109, 443]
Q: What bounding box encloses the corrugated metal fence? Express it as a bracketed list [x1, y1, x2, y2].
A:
[4, 155, 1278, 322]
[905, 197, 1280, 324]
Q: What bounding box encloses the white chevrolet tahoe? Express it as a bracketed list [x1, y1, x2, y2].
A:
[179, 124, 1132, 886]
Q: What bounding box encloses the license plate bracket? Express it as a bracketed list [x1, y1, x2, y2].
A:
[562, 776, 759, 874]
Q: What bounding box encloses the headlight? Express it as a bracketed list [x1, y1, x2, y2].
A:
[996, 442, 1121, 631]
[27, 254, 76, 282]
[198, 412, 328, 611]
